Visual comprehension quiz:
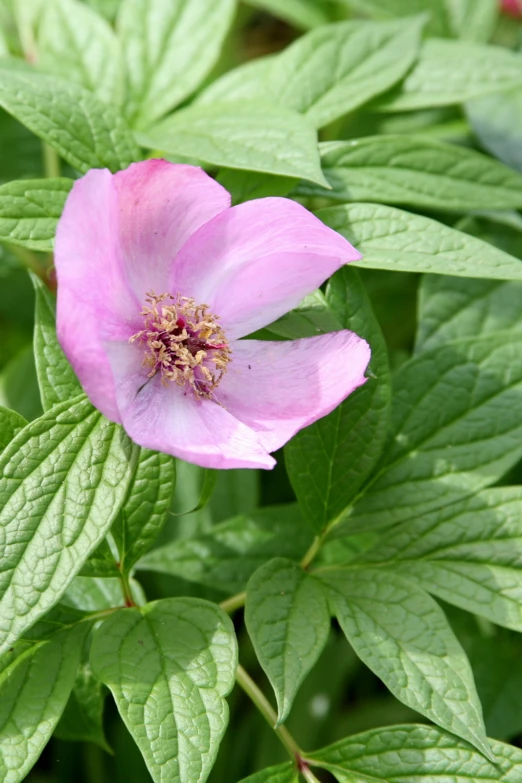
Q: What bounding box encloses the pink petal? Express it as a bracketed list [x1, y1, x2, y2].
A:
[105, 341, 276, 470]
[169, 198, 361, 339]
[215, 333, 371, 453]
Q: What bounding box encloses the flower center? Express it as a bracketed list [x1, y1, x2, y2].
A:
[129, 291, 231, 399]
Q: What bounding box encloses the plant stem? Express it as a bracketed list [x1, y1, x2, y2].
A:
[235, 664, 301, 759]
[120, 572, 136, 607]
[220, 591, 246, 614]
[299, 766, 323, 783]
[42, 142, 61, 178]
[300, 535, 323, 570]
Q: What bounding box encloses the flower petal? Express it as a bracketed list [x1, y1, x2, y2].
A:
[215, 333, 371, 453]
[169, 197, 361, 339]
[105, 341, 276, 470]
[113, 159, 231, 301]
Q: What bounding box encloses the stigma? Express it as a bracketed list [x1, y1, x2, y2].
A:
[129, 291, 231, 399]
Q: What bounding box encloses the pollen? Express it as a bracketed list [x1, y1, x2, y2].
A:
[129, 291, 231, 400]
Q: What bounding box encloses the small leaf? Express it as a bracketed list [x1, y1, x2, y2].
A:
[0, 67, 140, 173]
[0, 177, 72, 250]
[237, 763, 298, 783]
[320, 203, 522, 280]
[90, 598, 237, 783]
[246, 558, 330, 724]
[137, 102, 329, 187]
[319, 568, 492, 758]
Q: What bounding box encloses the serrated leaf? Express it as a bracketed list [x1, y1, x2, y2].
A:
[415, 275, 522, 353]
[359, 487, 522, 632]
[37, 0, 123, 105]
[308, 723, 522, 781]
[301, 136, 522, 211]
[90, 598, 237, 783]
[0, 394, 136, 654]
[0, 622, 88, 783]
[246, 558, 330, 724]
[466, 87, 522, 174]
[375, 38, 522, 112]
[345, 332, 522, 532]
[117, 0, 235, 129]
[285, 267, 391, 533]
[319, 203, 522, 280]
[0, 406, 26, 455]
[137, 102, 329, 187]
[113, 448, 176, 573]
[0, 67, 140, 173]
[54, 661, 111, 752]
[138, 504, 313, 595]
[237, 763, 297, 783]
[0, 177, 72, 250]
[319, 568, 492, 758]
[32, 275, 82, 409]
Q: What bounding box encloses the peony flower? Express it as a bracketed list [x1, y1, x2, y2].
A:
[500, 0, 522, 15]
[55, 160, 370, 470]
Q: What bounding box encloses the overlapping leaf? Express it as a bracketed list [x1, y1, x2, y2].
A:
[0, 178, 72, 250]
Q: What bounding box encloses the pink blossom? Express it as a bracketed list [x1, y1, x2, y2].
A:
[55, 160, 370, 470]
[500, 0, 522, 15]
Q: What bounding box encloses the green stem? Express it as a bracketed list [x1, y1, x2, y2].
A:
[220, 591, 246, 614]
[235, 664, 301, 760]
[300, 535, 323, 570]
[120, 572, 136, 607]
[299, 766, 322, 783]
[42, 142, 61, 179]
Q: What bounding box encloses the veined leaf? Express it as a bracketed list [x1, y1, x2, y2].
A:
[0, 394, 136, 654]
[0, 406, 26, 455]
[466, 87, 522, 174]
[319, 203, 522, 280]
[0, 178, 72, 251]
[245, 558, 330, 724]
[319, 568, 491, 758]
[0, 67, 140, 173]
[237, 763, 298, 783]
[90, 598, 237, 783]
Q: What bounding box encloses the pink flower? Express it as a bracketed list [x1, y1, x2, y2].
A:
[55, 160, 370, 470]
[500, 0, 522, 15]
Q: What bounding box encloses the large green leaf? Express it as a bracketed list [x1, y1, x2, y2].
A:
[138, 101, 329, 187]
[308, 723, 522, 781]
[90, 598, 237, 783]
[0, 178, 72, 250]
[359, 487, 522, 631]
[319, 203, 522, 279]
[345, 332, 522, 532]
[416, 275, 522, 353]
[285, 268, 391, 533]
[466, 87, 522, 174]
[0, 67, 140, 172]
[0, 406, 26, 455]
[245, 558, 330, 724]
[138, 504, 313, 595]
[0, 622, 88, 783]
[300, 136, 522, 210]
[375, 38, 522, 112]
[112, 448, 176, 573]
[0, 394, 136, 654]
[54, 660, 110, 752]
[237, 763, 297, 783]
[32, 275, 82, 410]
[319, 568, 491, 758]
[37, 0, 123, 104]
[117, 0, 235, 129]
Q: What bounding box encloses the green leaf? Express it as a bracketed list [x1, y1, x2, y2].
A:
[0, 67, 140, 173]
[54, 661, 111, 752]
[339, 0, 450, 35]
[138, 504, 313, 595]
[359, 487, 522, 632]
[198, 18, 425, 129]
[0, 177, 72, 250]
[375, 38, 522, 112]
[117, 0, 236, 129]
[0, 622, 88, 782]
[0, 405, 26, 455]
[466, 87, 522, 174]
[0, 394, 136, 654]
[137, 102, 329, 187]
[246, 558, 330, 724]
[37, 0, 123, 105]
[285, 267, 391, 533]
[319, 568, 491, 758]
[445, 0, 499, 43]
[63, 576, 128, 612]
[308, 723, 522, 781]
[244, 0, 329, 28]
[113, 448, 176, 573]
[216, 169, 297, 205]
[319, 203, 522, 280]
[266, 288, 342, 340]
[416, 275, 522, 353]
[173, 468, 217, 517]
[346, 332, 522, 532]
[237, 763, 297, 783]
[78, 537, 120, 578]
[90, 598, 237, 783]
[0, 344, 42, 421]
[32, 275, 82, 410]
[301, 136, 522, 211]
